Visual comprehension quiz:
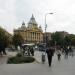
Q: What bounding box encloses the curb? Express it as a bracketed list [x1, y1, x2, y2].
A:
[35, 59, 40, 63]
[33, 57, 41, 63]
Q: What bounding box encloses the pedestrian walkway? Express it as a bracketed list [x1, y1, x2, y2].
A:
[0, 55, 7, 64]
[34, 51, 64, 64]
[0, 51, 75, 75]
[0, 51, 17, 64]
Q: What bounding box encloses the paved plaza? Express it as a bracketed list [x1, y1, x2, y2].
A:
[0, 51, 75, 75]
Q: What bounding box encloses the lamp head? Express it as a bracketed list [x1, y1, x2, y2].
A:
[49, 13, 53, 14]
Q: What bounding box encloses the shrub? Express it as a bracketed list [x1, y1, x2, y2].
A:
[7, 56, 35, 64]
[16, 53, 22, 57]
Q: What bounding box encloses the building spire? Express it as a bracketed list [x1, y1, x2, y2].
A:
[28, 14, 37, 25]
[22, 21, 25, 26]
[31, 14, 35, 19]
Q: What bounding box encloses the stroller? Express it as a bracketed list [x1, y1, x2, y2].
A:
[41, 52, 45, 63]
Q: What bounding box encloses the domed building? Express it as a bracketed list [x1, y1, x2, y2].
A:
[14, 14, 43, 43]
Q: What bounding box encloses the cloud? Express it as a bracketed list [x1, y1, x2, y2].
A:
[0, 0, 16, 33]
[14, 0, 75, 34]
[0, 0, 75, 34]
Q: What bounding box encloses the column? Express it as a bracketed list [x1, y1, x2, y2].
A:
[39, 33, 40, 42]
[31, 32, 32, 43]
[32, 32, 34, 42]
[35, 33, 36, 41]
[34, 32, 35, 41]
[37, 33, 38, 43]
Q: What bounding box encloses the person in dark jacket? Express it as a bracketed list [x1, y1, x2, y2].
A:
[46, 46, 55, 67]
[30, 47, 34, 56]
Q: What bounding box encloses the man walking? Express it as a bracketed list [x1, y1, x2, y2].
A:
[46, 46, 55, 67]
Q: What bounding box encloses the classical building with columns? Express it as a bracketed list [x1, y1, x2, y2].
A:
[14, 14, 43, 43]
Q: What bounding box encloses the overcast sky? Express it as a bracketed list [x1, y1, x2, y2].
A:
[0, 0, 75, 34]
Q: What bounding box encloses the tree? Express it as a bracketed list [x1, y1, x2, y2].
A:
[12, 33, 24, 48]
[51, 32, 64, 47]
[71, 37, 75, 46]
[63, 35, 71, 46]
[64, 34, 75, 46]
[64, 34, 73, 45]
[0, 27, 9, 54]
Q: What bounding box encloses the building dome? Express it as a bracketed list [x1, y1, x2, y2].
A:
[22, 21, 25, 25]
[27, 14, 38, 30]
[21, 21, 26, 30]
[28, 14, 38, 25]
[39, 25, 43, 32]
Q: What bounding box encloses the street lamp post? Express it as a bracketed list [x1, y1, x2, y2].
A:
[45, 13, 53, 54]
[41, 12, 53, 63]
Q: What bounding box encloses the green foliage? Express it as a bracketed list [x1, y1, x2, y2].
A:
[51, 32, 64, 46]
[64, 34, 75, 46]
[16, 53, 23, 57]
[64, 35, 71, 46]
[42, 31, 75, 48]
[7, 56, 35, 64]
[51, 31, 75, 47]
[12, 33, 24, 48]
[71, 37, 75, 46]
[0, 27, 10, 50]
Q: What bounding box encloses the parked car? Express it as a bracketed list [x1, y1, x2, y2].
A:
[38, 47, 46, 52]
[37, 43, 46, 52]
